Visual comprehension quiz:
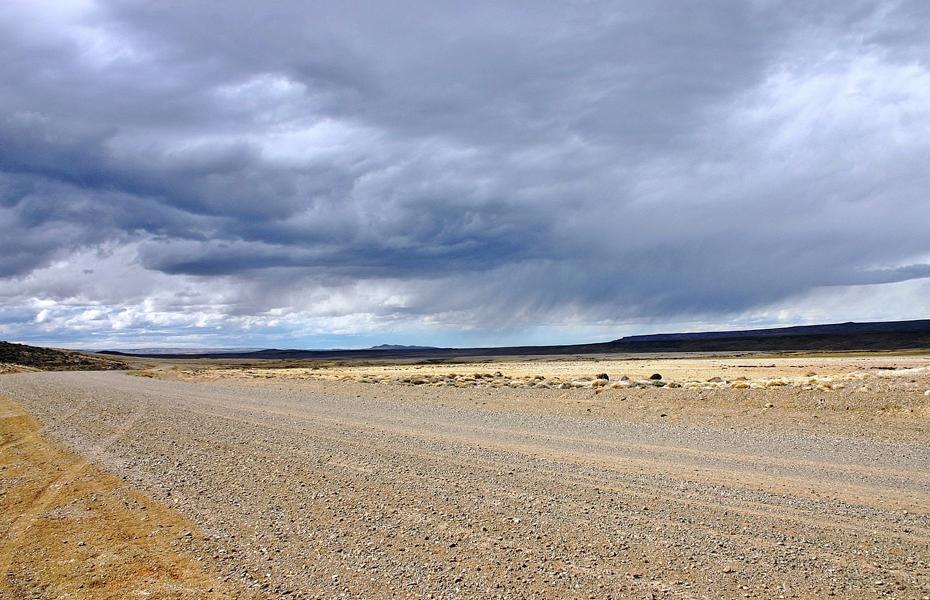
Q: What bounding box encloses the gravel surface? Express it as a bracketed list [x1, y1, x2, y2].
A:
[1, 371, 928, 599]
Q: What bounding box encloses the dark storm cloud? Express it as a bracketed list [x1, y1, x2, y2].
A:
[1, 0, 929, 342]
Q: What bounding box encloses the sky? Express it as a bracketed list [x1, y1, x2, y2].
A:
[1, 1, 929, 350]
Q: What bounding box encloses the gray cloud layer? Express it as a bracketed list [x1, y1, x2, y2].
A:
[1, 1, 929, 345]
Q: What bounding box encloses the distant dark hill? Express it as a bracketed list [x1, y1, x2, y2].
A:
[104, 347, 265, 355]
[368, 344, 438, 350]
[620, 320, 930, 343]
[606, 319, 930, 352]
[1, 341, 129, 371]
[100, 319, 930, 361]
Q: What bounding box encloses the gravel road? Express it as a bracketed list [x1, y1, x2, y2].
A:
[1, 371, 928, 599]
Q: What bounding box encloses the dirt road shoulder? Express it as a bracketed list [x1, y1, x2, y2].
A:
[0, 393, 249, 599]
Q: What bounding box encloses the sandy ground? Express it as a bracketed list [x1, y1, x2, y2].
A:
[0, 393, 252, 599]
[0, 364, 928, 599]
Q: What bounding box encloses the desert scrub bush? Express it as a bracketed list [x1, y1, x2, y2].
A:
[128, 370, 159, 378]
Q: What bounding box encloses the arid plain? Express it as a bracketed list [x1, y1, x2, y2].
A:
[2, 353, 929, 598]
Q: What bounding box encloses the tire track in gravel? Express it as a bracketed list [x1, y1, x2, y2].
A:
[74, 371, 930, 508]
[86, 373, 930, 485]
[108, 398, 930, 545]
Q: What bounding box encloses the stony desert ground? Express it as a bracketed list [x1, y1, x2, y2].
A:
[1, 353, 929, 598]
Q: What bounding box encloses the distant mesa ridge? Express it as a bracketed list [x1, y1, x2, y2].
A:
[103, 347, 265, 355]
[618, 320, 930, 342]
[368, 344, 438, 350]
[96, 319, 930, 360]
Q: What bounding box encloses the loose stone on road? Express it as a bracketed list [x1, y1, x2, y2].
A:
[0, 370, 928, 598]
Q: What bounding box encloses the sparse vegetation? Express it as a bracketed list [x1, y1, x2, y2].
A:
[0, 341, 129, 372]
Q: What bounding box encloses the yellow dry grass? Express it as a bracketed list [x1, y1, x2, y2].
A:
[152, 354, 930, 392]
